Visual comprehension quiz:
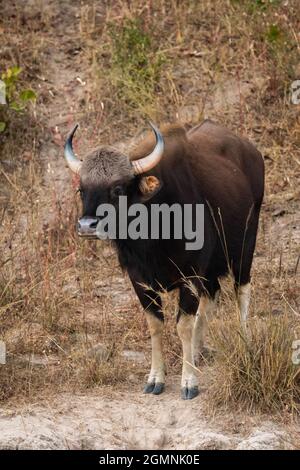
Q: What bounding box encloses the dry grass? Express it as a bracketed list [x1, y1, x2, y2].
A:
[0, 0, 299, 416]
[208, 292, 300, 414]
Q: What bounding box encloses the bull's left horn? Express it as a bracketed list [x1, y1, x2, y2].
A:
[64, 124, 82, 174]
[131, 122, 164, 174]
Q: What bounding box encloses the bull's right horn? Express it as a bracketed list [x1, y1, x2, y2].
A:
[64, 124, 82, 174]
[131, 122, 164, 175]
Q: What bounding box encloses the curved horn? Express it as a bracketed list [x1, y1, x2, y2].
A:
[64, 124, 82, 174]
[131, 122, 164, 175]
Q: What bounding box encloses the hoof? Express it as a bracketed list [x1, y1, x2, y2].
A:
[143, 382, 155, 394]
[143, 382, 165, 395]
[152, 382, 165, 395]
[181, 386, 199, 400]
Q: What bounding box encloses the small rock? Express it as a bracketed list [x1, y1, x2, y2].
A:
[86, 343, 110, 362]
[15, 354, 59, 367]
[128, 429, 166, 450]
[272, 208, 286, 217]
[237, 430, 287, 450]
[195, 431, 235, 450]
[128, 374, 136, 382]
[208, 79, 254, 114]
[160, 411, 177, 426]
[122, 350, 145, 363]
[177, 105, 202, 124]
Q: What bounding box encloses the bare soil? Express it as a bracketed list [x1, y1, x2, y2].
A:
[0, 384, 297, 450]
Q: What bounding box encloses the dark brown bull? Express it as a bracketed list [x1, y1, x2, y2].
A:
[64, 120, 264, 399]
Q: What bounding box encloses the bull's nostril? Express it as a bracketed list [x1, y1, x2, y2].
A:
[90, 220, 98, 229]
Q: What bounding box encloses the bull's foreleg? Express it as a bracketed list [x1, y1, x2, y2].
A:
[144, 312, 165, 394]
[177, 286, 199, 400]
[128, 273, 165, 395]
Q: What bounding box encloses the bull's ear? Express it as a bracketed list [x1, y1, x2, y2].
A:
[138, 176, 162, 201]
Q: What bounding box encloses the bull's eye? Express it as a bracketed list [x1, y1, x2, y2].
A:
[76, 187, 83, 199]
[111, 185, 123, 198]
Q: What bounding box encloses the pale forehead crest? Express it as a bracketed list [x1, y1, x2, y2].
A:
[80, 146, 134, 185]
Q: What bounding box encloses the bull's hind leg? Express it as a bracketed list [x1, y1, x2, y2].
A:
[177, 285, 199, 400]
[193, 278, 220, 363]
[234, 207, 260, 332]
[193, 294, 219, 363]
[236, 282, 251, 332]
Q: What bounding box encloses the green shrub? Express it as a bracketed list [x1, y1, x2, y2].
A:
[107, 18, 165, 114]
[265, 23, 282, 43]
[0, 66, 36, 132]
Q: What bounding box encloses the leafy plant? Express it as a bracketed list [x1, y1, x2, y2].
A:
[0, 66, 37, 132]
[107, 18, 165, 114]
[231, 0, 282, 13]
[266, 23, 282, 43]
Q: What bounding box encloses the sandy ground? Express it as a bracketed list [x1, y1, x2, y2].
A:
[1, 0, 299, 450]
[0, 384, 296, 450]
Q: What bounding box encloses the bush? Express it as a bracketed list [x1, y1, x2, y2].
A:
[208, 313, 300, 414]
[106, 18, 165, 115]
[0, 66, 36, 132]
